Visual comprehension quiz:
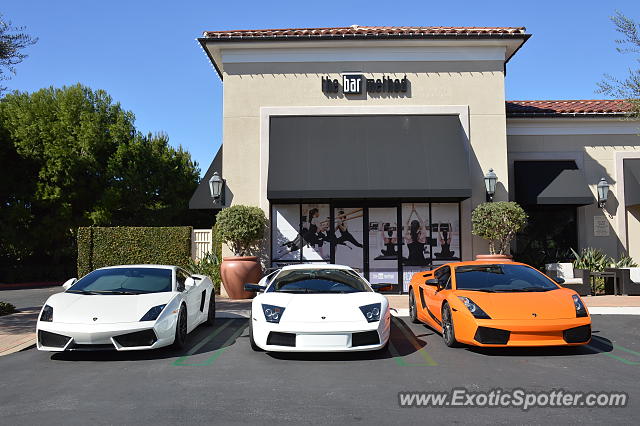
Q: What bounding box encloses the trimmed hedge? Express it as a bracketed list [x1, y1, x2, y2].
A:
[77, 227, 192, 277]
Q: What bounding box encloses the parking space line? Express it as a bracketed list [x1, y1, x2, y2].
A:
[588, 336, 640, 366]
[173, 320, 248, 367]
[389, 317, 437, 367]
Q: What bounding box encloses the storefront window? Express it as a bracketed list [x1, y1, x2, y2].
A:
[301, 204, 331, 261]
[334, 207, 365, 272]
[368, 207, 399, 285]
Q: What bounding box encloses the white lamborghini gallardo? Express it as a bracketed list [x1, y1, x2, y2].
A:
[36, 265, 215, 351]
[246, 264, 391, 352]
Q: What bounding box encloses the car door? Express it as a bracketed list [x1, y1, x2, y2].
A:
[177, 268, 202, 329]
[424, 266, 451, 329]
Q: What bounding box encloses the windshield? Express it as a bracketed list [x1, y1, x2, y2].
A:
[68, 268, 173, 294]
[269, 269, 371, 294]
[454, 264, 559, 292]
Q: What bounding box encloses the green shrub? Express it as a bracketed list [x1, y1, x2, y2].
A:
[0, 301, 17, 316]
[215, 205, 267, 256]
[186, 252, 221, 294]
[77, 226, 192, 277]
[614, 255, 638, 268]
[471, 202, 528, 255]
[571, 247, 612, 272]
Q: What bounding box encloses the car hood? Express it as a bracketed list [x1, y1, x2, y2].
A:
[255, 292, 387, 323]
[454, 288, 581, 320]
[44, 291, 177, 324]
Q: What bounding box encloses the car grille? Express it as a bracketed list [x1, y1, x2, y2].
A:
[113, 329, 157, 347]
[38, 330, 71, 348]
[474, 326, 511, 345]
[68, 343, 116, 351]
[267, 331, 296, 347]
[352, 331, 380, 347]
[563, 325, 591, 343]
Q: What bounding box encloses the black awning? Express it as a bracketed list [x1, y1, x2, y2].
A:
[267, 115, 471, 200]
[514, 161, 593, 206]
[189, 145, 222, 209]
[624, 158, 640, 207]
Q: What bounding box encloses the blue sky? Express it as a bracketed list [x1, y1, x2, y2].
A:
[2, 1, 639, 176]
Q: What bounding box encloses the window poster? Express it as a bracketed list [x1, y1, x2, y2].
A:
[431, 203, 461, 263]
[301, 204, 331, 261]
[368, 207, 399, 284]
[334, 207, 364, 272]
[271, 204, 301, 261]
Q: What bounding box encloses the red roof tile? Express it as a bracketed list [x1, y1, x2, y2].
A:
[506, 100, 633, 117]
[202, 25, 528, 40]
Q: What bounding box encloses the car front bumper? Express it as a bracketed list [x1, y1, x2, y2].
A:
[251, 314, 391, 352]
[36, 315, 177, 351]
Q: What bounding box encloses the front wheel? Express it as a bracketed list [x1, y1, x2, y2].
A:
[173, 305, 188, 350]
[441, 303, 461, 348]
[409, 289, 419, 323]
[205, 290, 216, 326]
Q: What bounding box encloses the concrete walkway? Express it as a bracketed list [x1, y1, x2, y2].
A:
[0, 308, 40, 356]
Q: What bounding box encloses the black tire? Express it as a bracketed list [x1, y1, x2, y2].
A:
[205, 290, 216, 326]
[249, 319, 263, 352]
[409, 289, 420, 323]
[173, 305, 188, 350]
[441, 303, 461, 348]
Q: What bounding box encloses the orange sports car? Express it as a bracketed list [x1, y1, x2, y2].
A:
[408, 260, 591, 348]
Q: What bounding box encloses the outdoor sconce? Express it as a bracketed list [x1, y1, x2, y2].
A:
[208, 171, 225, 205]
[597, 177, 609, 208]
[484, 168, 498, 202]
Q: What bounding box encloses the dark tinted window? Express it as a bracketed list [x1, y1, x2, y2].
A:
[454, 264, 559, 292]
[176, 269, 188, 292]
[435, 266, 451, 289]
[269, 269, 371, 294]
[69, 268, 173, 294]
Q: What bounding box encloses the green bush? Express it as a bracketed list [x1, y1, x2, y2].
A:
[214, 205, 267, 256]
[471, 202, 528, 255]
[186, 252, 221, 294]
[0, 301, 17, 316]
[77, 226, 192, 277]
[614, 255, 638, 268]
[571, 247, 612, 272]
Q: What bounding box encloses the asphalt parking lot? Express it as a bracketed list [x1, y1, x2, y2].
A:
[1, 311, 639, 425]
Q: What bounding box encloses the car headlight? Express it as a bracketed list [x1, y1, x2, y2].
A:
[40, 305, 53, 322]
[140, 304, 166, 321]
[262, 304, 285, 323]
[572, 295, 588, 318]
[359, 303, 381, 323]
[458, 297, 491, 319]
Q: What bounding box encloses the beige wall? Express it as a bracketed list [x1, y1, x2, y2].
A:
[507, 129, 640, 259]
[221, 59, 510, 259]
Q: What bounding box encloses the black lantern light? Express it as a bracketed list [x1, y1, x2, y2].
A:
[597, 177, 609, 208]
[484, 168, 498, 202]
[208, 171, 225, 205]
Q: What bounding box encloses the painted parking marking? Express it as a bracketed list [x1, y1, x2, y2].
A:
[588, 336, 640, 366]
[389, 317, 437, 367]
[172, 319, 247, 366]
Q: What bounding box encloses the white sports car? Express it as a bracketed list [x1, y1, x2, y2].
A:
[36, 265, 215, 352]
[246, 264, 391, 352]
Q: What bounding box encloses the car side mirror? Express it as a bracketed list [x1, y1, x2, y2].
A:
[244, 283, 266, 292]
[425, 278, 439, 286]
[370, 283, 396, 293]
[185, 277, 197, 289]
[553, 277, 565, 285]
[62, 278, 77, 290]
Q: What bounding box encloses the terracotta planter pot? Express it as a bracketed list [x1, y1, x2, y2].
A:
[220, 256, 262, 299]
[475, 254, 514, 262]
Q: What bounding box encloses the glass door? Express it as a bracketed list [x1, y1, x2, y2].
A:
[368, 207, 400, 285]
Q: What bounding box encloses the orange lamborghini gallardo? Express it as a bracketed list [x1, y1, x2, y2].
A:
[408, 261, 592, 348]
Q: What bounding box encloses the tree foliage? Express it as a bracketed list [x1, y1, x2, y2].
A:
[471, 202, 528, 255]
[0, 13, 38, 93]
[597, 11, 640, 118]
[0, 84, 201, 281]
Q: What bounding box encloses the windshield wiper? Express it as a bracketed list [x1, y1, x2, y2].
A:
[493, 287, 550, 293]
[278, 289, 310, 293]
[66, 290, 102, 295]
[461, 289, 496, 293]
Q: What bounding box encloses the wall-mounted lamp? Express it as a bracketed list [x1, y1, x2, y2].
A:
[208, 171, 225, 205]
[484, 168, 498, 202]
[597, 177, 609, 209]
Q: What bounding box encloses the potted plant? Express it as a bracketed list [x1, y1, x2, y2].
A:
[471, 201, 527, 261]
[215, 205, 267, 299]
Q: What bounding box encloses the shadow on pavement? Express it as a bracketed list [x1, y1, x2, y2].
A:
[465, 332, 614, 357]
